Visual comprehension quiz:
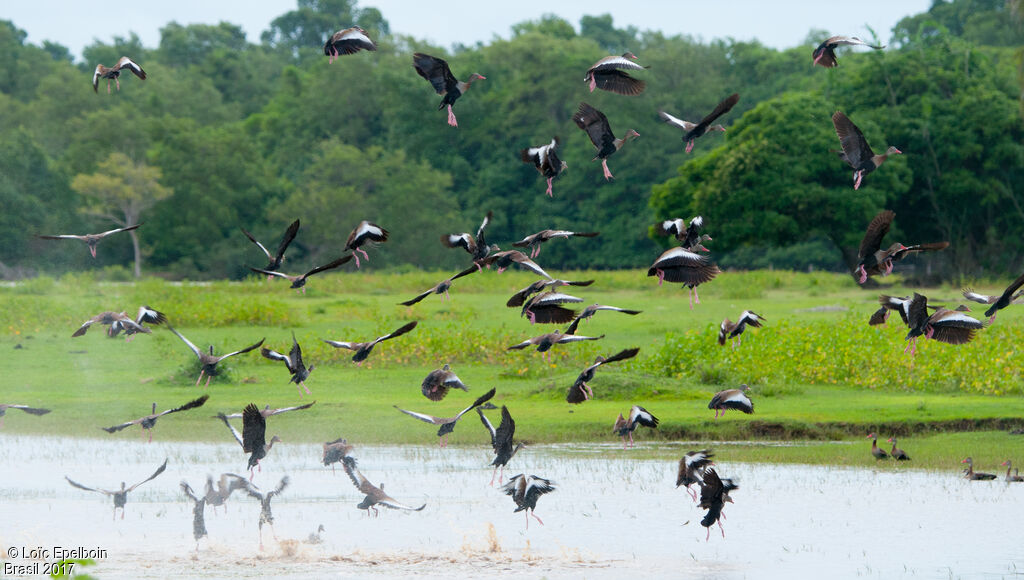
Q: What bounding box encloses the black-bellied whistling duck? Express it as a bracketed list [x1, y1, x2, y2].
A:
[479, 250, 553, 280]
[647, 247, 721, 309]
[698, 468, 738, 541]
[442, 211, 493, 265]
[0, 404, 51, 428]
[344, 221, 388, 268]
[101, 395, 209, 443]
[677, 449, 714, 501]
[853, 210, 948, 283]
[250, 255, 352, 294]
[323, 321, 417, 365]
[261, 333, 315, 395]
[962, 284, 1024, 320]
[567, 347, 640, 404]
[659, 94, 740, 154]
[180, 481, 208, 550]
[962, 457, 997, 480]
[38, 224, 141, 258]
[107, 305, 166, 340]
[812, 36, 884, 68]
[658, 216, 711, 251]
[421, 363, 470, 402]
[92, 56, 146, 93]
[511, 229, 600, 259]
[506, 278, 595, 308]
[867, 433, 889, 460]
[521, 291, 582, 324]
[574, 102, 639, 180]
[241, 219, 300, 277]
[324, 26, 376, 63]
[564, 303, 642, 335]
[1001, 460, 1024, 482]
[975, 272, 1024, 324]
[204, 473, 248, 514]
[412, 52, 485, 127]
[502, 474, 555, 529]
[584, 52, 647, 95]
[613, 405, 659, 449]
[507, 329, 604, 361]
[394, 388, 496, 447]
[521, 138, 568, 196]
[65, 459, 167, 520]
[399, 265, 479, 306]
[478, 405, 525, 486]
[243, 476, 289, 550]
[167, 326, 264, 388]
[71, 311, 146, 338]
[718, 311, 765, 348]
[305, 525, 326, 544]
[904, 293, 986, 355]
[341, 456, 426, 516]
[887, 437, 911, 461]
[322, 438, 354, 474]
[869, 294, 970, 327]
[218, 402, 313, 481]
[832, 111, 902, 190]
[708, 385, 754, 419]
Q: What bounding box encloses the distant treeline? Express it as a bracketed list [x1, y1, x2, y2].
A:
[0, 0, 1021, 280]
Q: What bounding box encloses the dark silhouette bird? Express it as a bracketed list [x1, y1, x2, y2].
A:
[344, 221, 388, 268]
[521, 137, 568, 196]
[412, 52, 485, 127]
[832, 111, 901, 190]
[180, 481, 208, 550]
[244, 476, 289, 550]
[261, 333, 315, 395]
[167, 326, 264, 388]
[583, 52, 647, 95]
[420, 363, 470, 402]
[521, 291, 582, 325]
[101, 395, 209, 442]
[812, 35, 884, 68]
[507, 329, 604, 362]
[718, 311, 765, 348]
[708, 385, 754, 419]
[506, 279, 595, 308]
[442, 211, 494, 265]
[322, 438, 354, 474]
[478, 405, 525, 486]
[677, 449, 714, 501]
[648, 247, 720, 309]
[204, 473, 249, 514]
[962, 284, 1024, 322]
[976, 272, 1024, 324]
[698, 468, 738, 541]
[324, 26, 376, 63]
[574, 102, 639, 180]
[394, 388, 497, 447]
[903, 293, 985, 355]
[341, 456, 426, 516]
[0, 404, 51, 428]
[218, 403, 313, 480]
[219, 402, 317, 421]
[241, 219, 300, 277]
[511, 229, 600, 259]
[502, 474, 555, 529]
[249, 255, 353, 294]
[564, 303, 642, 335]
[658, 216, 711, 251]
[658, 93, 740, 153]
[567, 347, 640, 404]
[92, 56, 146, 93]
[613, 405, 659, 449]
[38, 224, 141, 258]
[71, 311, 148, 338]
[479, 250, 554, 280]
[399, 265, 479, 306]
[962, 457, 997, 480]
[1001, 460, 1024, 482]
[65, 459, 167, 520]
[107, 305, 167, 340]
[867, 433, 889, 460]
[323, 321, 418, 365]
[887, 437, 910, 461]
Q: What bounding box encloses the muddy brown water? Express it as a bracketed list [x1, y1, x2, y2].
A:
[1, 435, 1022, 579]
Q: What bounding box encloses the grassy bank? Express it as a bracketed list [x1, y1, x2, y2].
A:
[2, 270, 1023, 470]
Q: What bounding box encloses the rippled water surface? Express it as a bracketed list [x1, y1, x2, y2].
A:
[2, 435, 1022, 579]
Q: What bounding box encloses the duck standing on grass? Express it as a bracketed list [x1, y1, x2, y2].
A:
[867, 433, 889, 460]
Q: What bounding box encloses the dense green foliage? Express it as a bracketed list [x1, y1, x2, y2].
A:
[0, 0, 1021, 279]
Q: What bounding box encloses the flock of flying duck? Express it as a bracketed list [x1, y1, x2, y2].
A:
[10, 29, 1022, 551]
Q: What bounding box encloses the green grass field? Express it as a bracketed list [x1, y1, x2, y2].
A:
[2, 269, 1023, 470]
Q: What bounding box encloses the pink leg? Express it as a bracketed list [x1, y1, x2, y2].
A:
[90, 246, 98, 258]
[925, 325, 934, 339]
[694, 287, 701, 304]
[688, 289, 694, 310]
[525, 510, 529, 529]
[656, 269, 665, 286]
[883, 311, 890, 324]
[854, 171, 863, 190]
[857, 266, 868, 284]
[353, 254, 361, 269]
[499, 466, 505, 485]
[688, 487, 697, 501]
[545, 177, 553, 197]
[531, 511, 544, 526]
[116, 78, 120, 91]
[989, 315, 997, 324]
[685, 140, 694, 154]
[447, 105, 458, 127]
[443, 288, 450, 301]
[205, 374, 212, 388]
[622, 436, 627, 450]
[358, 248, 370, 262]
[489, 467, 498, 487]
[147, 429, 153, 443]
[813, 53, 823, 65]
[706, 527, 710, 542]
[303, 381, 311, 395]
[497, 266, 506, 274]
[196, 370, 205, 387]
[527, 311, 536, 324]
[589, 77, 596, 92]
[296, 383, 304, 396]
[629, 432, 635, 447]
[601, 159, 614, 180]
[107, 81, 111, 94]
[719, 520, 725, 537]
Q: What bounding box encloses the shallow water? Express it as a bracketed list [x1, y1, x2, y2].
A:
[1, 435, 1022, 579]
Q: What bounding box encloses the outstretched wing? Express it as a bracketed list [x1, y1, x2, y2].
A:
[832, 111, 874, 167]
[65, 477, 112, 496]
[858, 210, 895, 260]
[166, 325, 202, 359]
[304, 255, 353, 278]
[477, 407, 497, 446]
[264, 401, 317, 416]
[698, 93, 740, 128]
[241, 227, 273, 260]
[453, 387, 497, 421]
[373, 321, 418, 345]
[274, 219, 301, 264]
[217, 338, 266, 361]
[394, 406, 441, 425]
[217, 413, 245, 448]
[261, 347, 295, 373]
[158, 394, 210, 418]
[126, 458, 168, 492]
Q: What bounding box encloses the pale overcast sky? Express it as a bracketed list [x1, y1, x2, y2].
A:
[5, 0, 932, 61]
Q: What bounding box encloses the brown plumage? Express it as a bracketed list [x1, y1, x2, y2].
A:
[0, 404, 51, 427]
[420, 363, 470, 402]
[92, 56, 146, 93]
[962, 457, 997, 480]
[812, 35, 884, 68]
[832, 111, 902, 190]
[658, 216, 711, 251]
[344, 221, 388, 268]
[241, 219, 300, 275]
[101, 395, 209, 443]
[394, 388, 497, 447]
[564, 303, 641, 335]
[342, 456, 426, 515]
[708, 385, 754, 419]
[322, 438, 354, 474]
[520, 291, 582, 325]
[584, 52, 647, 95]
[867, 433, 889, 460]
[441, 211, 493, 265]
[980, 271, 1024, 323]
[506, 278, 595, 308]
[506, 329, 604, 361]
[478, 249, 553, 279]
[647, 247, 720, 309]
[250, 255, 353, 293]
[887, 437, 910, 461]
[1001, 460, 1024, 482]
[478, 405, 525, 486]
[511, 229, 599, 259]
[676, 449, 714, 501]
[567, 347, 639, 404]
[412, 52, 485, 127]
[167, 326, 264, 387]
[323, 321, 418, 365]
[65, 459, 167, 520]
[71, 311, 147, 339]
[903, 293, 986, 355]
[324, 26, 376, 63]
[658, 93, 740, 154]
[38, 224, 141, 258]
[613, 405, 659, 449]
[573, 102, 639, 180]
[521, 137, 568, 197]
[399, 266, 478, 306]
[501, 474, 555, 529]
[717, 311, 765, 348]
